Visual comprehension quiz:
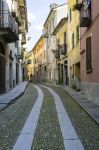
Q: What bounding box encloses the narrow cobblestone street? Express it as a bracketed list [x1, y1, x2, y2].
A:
[0, 83, 99, 150]
[0, 0, 99, 150]
[0, 84, 38, 150]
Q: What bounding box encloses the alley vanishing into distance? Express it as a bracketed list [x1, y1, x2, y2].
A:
[0, 0, 99, 149]
[0, 83, 99, 150]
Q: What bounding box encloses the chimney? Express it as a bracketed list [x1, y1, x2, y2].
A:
[50, 3, 58, 10]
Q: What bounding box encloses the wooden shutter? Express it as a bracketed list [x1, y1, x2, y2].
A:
[86, 36, 92, 72]
[72, 32, 74, 48]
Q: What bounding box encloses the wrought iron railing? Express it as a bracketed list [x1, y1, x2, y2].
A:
[80, 1, 91, 27]
[60, 44, 67, 55]
[0, 10, 18, 36]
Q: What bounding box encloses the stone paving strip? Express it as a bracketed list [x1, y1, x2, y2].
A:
[0, 84, 37, 150]
[32, 86, 65, 150]
[0, 81, 28, 111]
[13, 85, 44, 150]
[49, 85, 99, 150]
[41, 85, 84, 150]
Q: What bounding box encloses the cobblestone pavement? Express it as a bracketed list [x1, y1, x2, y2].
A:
[0, 84, 38, 150]
[32, 86, 65, 150]
[49, 85, 99, 150]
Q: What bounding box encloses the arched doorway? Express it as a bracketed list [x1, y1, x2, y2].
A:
[0, 42, 5, 93]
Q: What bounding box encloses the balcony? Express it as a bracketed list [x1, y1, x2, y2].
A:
[0, 10, 19, 43]
[80, 1, 91, 27]
[19, 6, 28, 32]
[54, 50, 60, 59]
[21, 33, 26, 45]
[59, 44, 67, 55]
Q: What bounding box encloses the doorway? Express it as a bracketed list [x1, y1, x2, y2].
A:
[64, 60, 68, 85]
[58, 64, 60, 84]
[0, 43, 5, 93]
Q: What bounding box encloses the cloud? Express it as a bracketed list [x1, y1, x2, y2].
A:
[28, 12, 36, 22]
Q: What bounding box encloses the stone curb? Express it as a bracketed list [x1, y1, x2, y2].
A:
[61, 87, 99, 125]
[0, 81, 28, 112]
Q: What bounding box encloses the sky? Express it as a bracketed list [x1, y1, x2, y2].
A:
[26, 0, 67, 51]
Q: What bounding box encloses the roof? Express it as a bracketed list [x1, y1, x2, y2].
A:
[52, 17, 68, 36]
[27, 35, 43, 53]
[43, 3, 67, 27]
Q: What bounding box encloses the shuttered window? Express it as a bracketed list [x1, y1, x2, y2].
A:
[86, 36, 92, 72]
[72, 32, 74, 48]
[76, 25, 79, 43]
[64, 32, 67, 52]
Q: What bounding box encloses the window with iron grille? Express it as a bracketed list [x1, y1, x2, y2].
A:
[86, 36, 92, 73]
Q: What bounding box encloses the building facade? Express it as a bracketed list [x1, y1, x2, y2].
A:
[27, 50, 34, 81]
[43, 3, 68, 84]
[52, 17, 69, 85]
[67, 0, 81, 90]
[0, 0, 28, 93]
[27, 36, 47, 83]
[80, 0, 99, 105]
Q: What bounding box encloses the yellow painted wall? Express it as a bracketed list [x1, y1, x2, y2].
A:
[56, 22, 68, 64]
[32, 37, 46, 81]
[53, 21, 68, 84]
[68, 0, 81, 88]
[56, 23, 67, 45]
[27, 51, 33, 81]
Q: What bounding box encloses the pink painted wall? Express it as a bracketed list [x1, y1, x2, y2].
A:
[80, 0, 99, 83]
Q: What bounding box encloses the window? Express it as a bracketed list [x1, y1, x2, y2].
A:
[35, 59, 36, 64]
[73, 64, 74, 78]
[57, 38, 60, 46]
[64, 32, 67, 51]
[86, 36, 92, 72]
[76, 26, 79, 43]
[64, 32, 66, 44]
[72, 32, 74, 48]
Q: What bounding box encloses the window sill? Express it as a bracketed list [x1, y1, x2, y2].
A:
[86, 69, 92, 73]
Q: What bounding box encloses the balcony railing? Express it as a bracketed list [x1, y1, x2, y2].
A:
[54, 49, 60, 59]
[80, 8, 91, 27]
[0, 10, 19, 42]
[80, 1, 91, 27]
[54, 50, 60, 59]
[59, 44, 67, 55]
